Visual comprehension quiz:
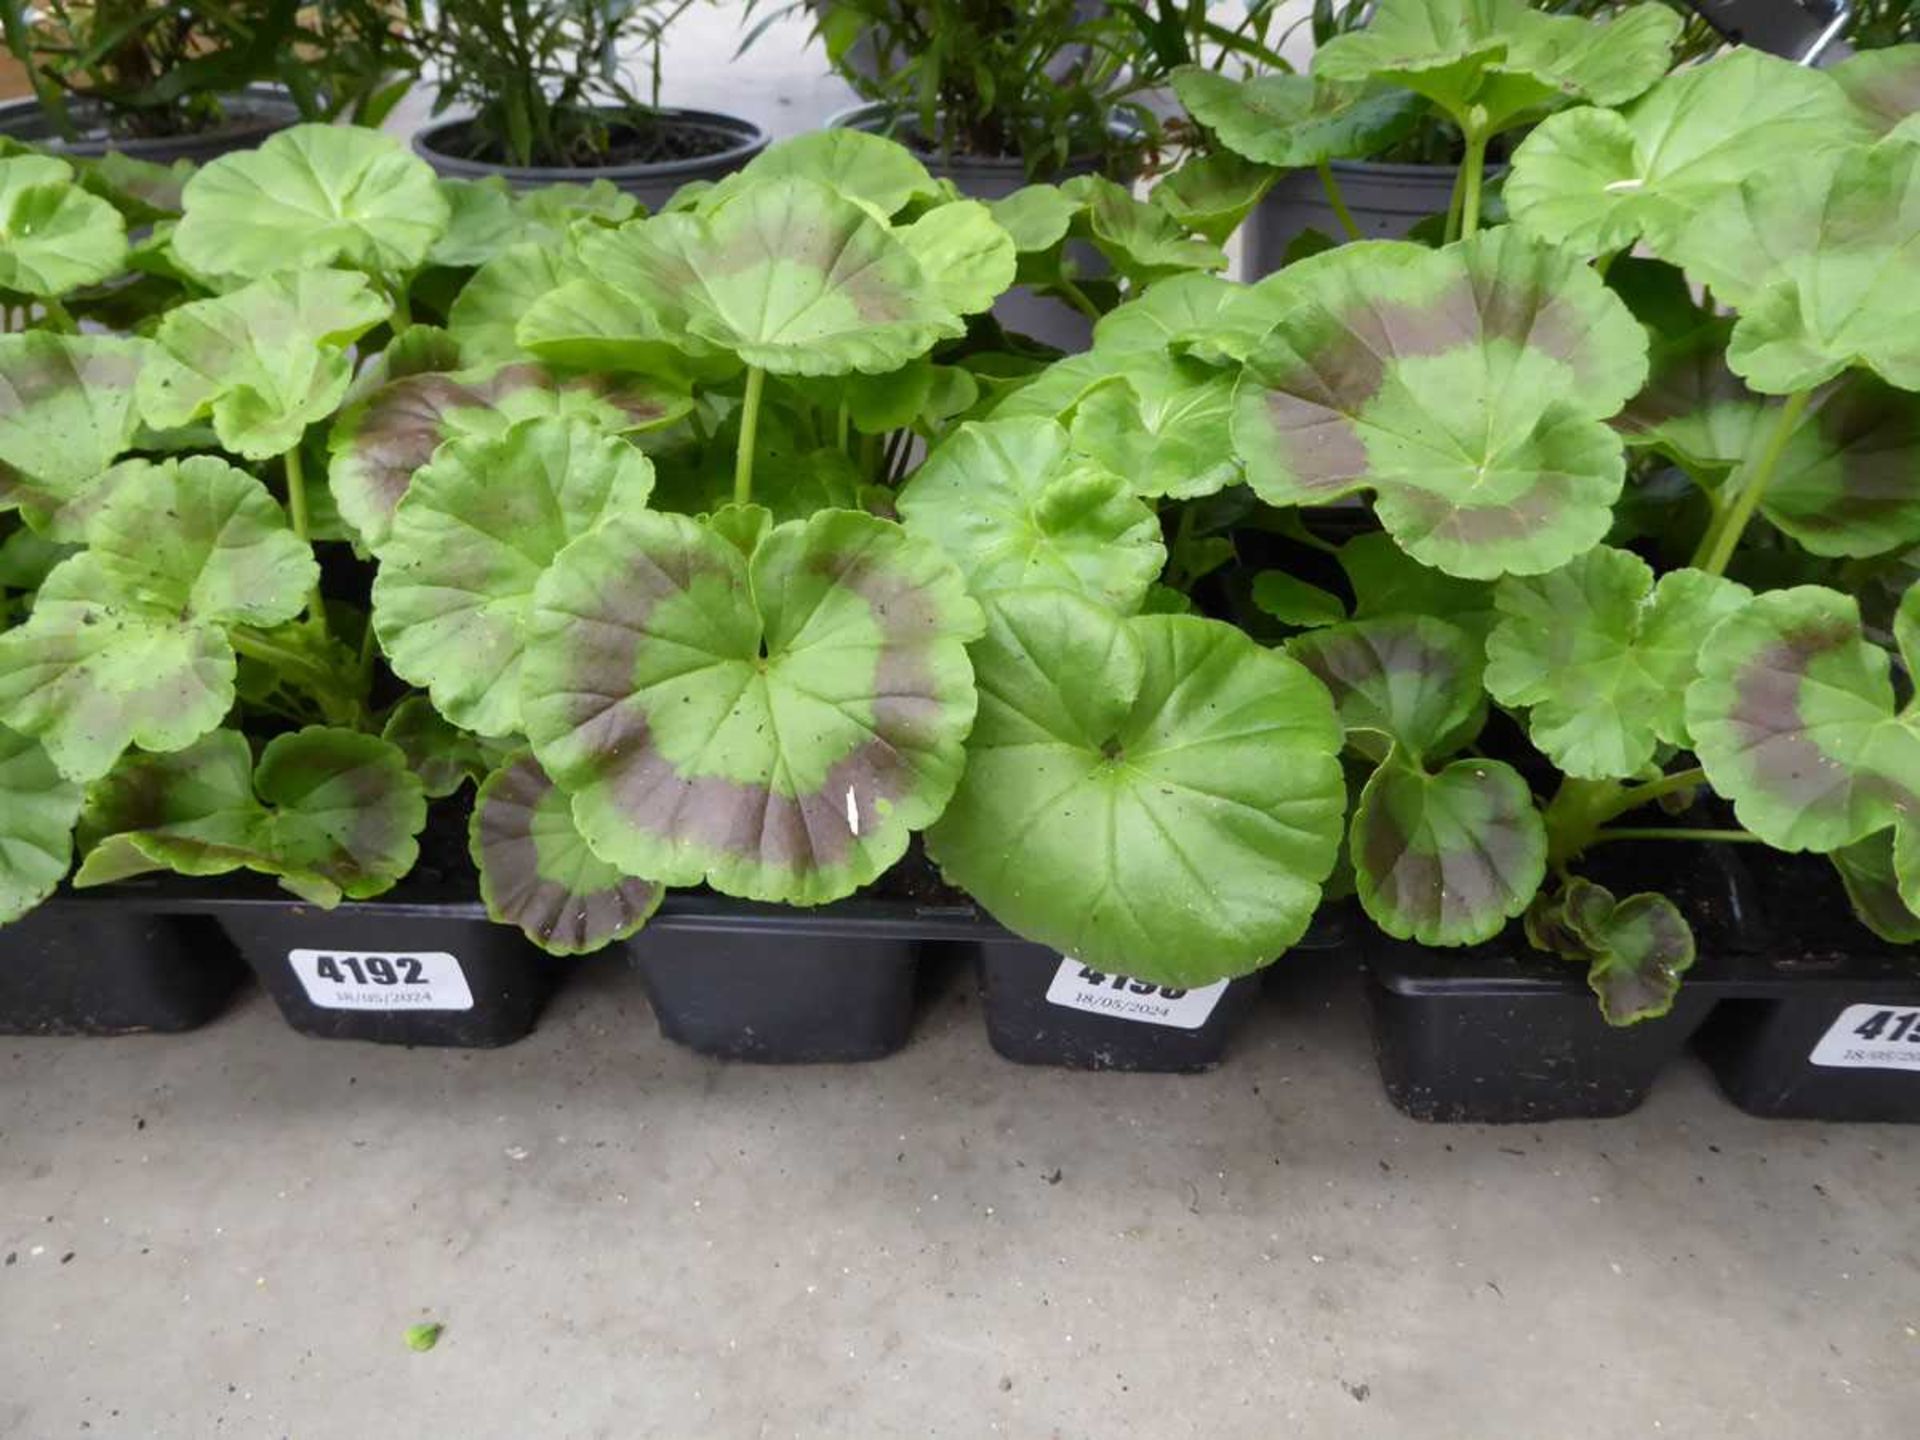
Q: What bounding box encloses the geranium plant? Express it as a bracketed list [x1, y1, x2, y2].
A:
[1173, 0, 1688, 242]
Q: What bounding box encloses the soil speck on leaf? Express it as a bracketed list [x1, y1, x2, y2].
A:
[1044, 1168, 1063, 1186]
[1343, 1380, 1371, 1403]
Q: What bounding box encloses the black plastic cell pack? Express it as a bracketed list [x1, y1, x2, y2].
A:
[210, 895, 564, 1049]
[1366, 846, 1920, 1124]
[622, 895, 966, 1063]
[0, 899, 247, 1036]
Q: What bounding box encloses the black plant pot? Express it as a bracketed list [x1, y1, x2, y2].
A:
[1366, 843, 1920, 1123]
[621, 892, 998, 1063]
[1363, 841, 1754, 1124]
[0, 89, 298, 164]
[975, 907, 1352, 1073]
[208, 890, 564, 1049]
[1366, 940, 1719, 1122]
[411, 108, 769, 213]
[0, 900, 248, 1036]
[978, 941, 1265, 1072]
[1690, 848, 1920, 1123]
[1243, 161, 1465, 277]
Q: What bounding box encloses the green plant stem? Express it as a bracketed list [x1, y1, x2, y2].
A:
[40, 297, 77, 333]
[1544, 766, 1709, 866]
[1587, 827, 1763, 846]
[282, 447, 331, 643]
[387, 276, 412, 331]
[1692, 389, 1813, 575]
[1316, 159, 1361, 242]
[836, 401, 850, 455]
[1601, 766, 1706, 821]
[1057, 278, 1103, 323]
[229, 629, 337, 696]
[1443, 161, 1467, 244]
[734, 365, 766, 507]
[1460, 120, 1490, 239]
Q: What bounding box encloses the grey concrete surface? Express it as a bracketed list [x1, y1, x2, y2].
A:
[3, 953, 1917, 1440]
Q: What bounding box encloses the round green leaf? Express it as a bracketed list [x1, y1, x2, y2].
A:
[373, 418, 657, 739]
[726, 129, 939, 217]
[0, 334, 148, 515]
[1507, 49, 1869, 260]
[996, 346, 1243, 500]
[1338, 531, 1495, 639]
[471, 751, 662, 956]
[0, 724, 81, 924]
[1831, 832, 1920, 944]
[1486, 548, 1751, 779]
[1312, 0, 1680, 132]
[523, 507, 984, 905]
[0, 457, 314, 781]
[381, 696, 495, 800]
[328, 359, 683, 552]
[897, 200, 1017, 318]
[77, 727, 424, 905]
[573, 179, 969, 375]
[925, 589, 1346, 985]
[988, 186, 1082, 253]
[514, 273, 728, 382]
[139, 269, 392, 460]
[1250, 572, 1347, 630]
[1172, 67, 1418, 168]
[253, 728, 424, 903]
[1628, 362, 1920, 560]
[0, 154, 128, 298]
[1834, 45, 1920, 145]
[447, 241, 578, 364]
[75, 729, 260, 886]
[1149, 151, 1277, 248]
[1231, 230, 1647, 579]
[1687, 584, 1920, 854]
[1723, 143, 1920, 395]
[171, 124, 450, 282]
[1286, 615, 1484, 764]
[1089, 273, 1246, 354]
[897, 418, 1164, 613]
[1060, 175, 1227, 287]
[1529, 878, 1695, 1025]
[1352, 748, 1546, 947]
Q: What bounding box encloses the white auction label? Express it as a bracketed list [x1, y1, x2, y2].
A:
[288, 949, 474, 1012]
[1808, 1003, 1920, 1072]
[1043, 958, 1228, 1029]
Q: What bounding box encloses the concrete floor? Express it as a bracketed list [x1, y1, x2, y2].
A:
[3, 954, 1917, 1440]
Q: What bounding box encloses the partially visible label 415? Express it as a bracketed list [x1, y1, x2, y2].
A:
[1044, 958, 1228, 1030]
[288, 949, 474, 1012]
[1808, 1004, 1920, 1072]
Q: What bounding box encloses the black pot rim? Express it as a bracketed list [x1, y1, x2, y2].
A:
[0, 87, 298, 158]
[825, 100, 1135, 180]
[410, 107, 770, 186]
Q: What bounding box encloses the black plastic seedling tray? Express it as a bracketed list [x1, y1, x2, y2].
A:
[1366, 845, 1920, 1123]
[976, 906, 1353, 1073]
[622, 896, 983, 1063]
[0, 898, 247, 1036]
[206, 886, 563, 1049]
[1366, 942, 1722, 1122]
